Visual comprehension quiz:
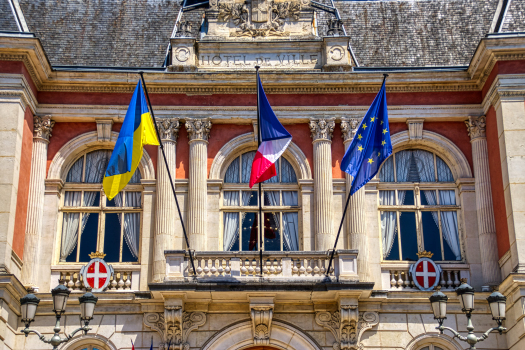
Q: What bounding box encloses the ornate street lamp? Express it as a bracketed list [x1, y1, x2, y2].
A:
[429, 280, 506, 350]
[20, 285, 98, 350]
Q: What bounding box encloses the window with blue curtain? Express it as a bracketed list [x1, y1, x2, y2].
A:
[378, 149, 461, 262]
[222, 151, 300, 251]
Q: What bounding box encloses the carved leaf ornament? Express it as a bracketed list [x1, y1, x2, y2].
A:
[315, 311, 379, 350]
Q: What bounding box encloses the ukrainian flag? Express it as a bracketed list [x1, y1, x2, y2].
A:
[103, 80, 159, 200]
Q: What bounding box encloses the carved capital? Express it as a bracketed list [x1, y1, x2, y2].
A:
[465, 116, 486, 140]
[33, 115, 55, 142]
[185, 118, 212, 142]
[340, 118, 360, 143]
[315, 310, 378, 350]
[407, 119, 424, 140]
[165, 306, 183, 345]
[157, 118, 181, 142]
[310, 117, 335, 142]
[251, 306, 273, 345]
[144, 310, 206, 350]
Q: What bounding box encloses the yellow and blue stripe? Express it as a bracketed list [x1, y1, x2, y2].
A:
[103, 80, 159, 200]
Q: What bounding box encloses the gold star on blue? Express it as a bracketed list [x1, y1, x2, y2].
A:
[357, 134, 363, 140]
[382, 128, 388, 134]
[358, 145, 364, 152]
[368, 158, 374, 164]
[370, 116, 376, 122]
[363, 123, 368, 130]
[381, 140, 386, 146]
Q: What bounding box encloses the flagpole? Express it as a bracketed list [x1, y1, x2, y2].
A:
[325, 73, 389, 278]
[255, 66, 264, 278]
[139, 72, 197, 277]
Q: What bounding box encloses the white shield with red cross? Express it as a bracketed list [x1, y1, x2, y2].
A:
[409, 258, 442, 291]
[80, 258, 114, 292]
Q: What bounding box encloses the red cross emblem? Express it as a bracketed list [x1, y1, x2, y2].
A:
[409, 258, 442, 291]
[81, 258, 113, 292]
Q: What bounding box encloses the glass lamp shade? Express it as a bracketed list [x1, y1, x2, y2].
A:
[429, 290, 448, 320]
[51, 284, 71, 313]
[487, 291, 507, 320]
[20, 294, 40, 323]
[79, 292, 98, 321]
[456, 281, 475, 312]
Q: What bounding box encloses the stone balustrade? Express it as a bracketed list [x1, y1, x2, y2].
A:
[165, 250, 358, 281]
[50, 265, 140, 292]
[381, 263, 470, 291]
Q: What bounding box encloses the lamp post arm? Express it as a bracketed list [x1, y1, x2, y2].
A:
[436, 326, 468, 342]
[476, 326, 507, 343]
[22, 328, 46, 341]
[64, 326, 92, 340]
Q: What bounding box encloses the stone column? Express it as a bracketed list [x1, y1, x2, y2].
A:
[185, 118, 211, 251]
[22, 115, 54, 289]
[153, 118, 180, 282]
[340, 118, 370, 281]
[465, 116, 501, 287]
[309, 118, 335, 251]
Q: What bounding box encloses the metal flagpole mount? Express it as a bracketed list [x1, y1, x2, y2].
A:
[255, 65, 264, 278]
[138, 71, 197, 278]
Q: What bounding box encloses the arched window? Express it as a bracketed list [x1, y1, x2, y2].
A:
[59, 150, 142, 263]
[222, 151, 300, 251]
[418, 346, 446, 350]
[378, 149, 461, 262]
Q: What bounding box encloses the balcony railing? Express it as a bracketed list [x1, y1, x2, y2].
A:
[50, 265, 140, 292]
[165, 250, 359, 281]
[381, 263, 470, 291]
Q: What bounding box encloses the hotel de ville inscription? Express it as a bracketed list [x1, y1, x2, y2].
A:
[169, 0, 353, 71]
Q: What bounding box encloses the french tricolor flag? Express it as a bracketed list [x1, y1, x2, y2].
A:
[249, 76, 292, 188]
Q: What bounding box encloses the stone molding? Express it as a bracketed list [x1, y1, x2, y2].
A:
[185, 118, 212, 142]
[407, 118, 424, 140]
[465, 116, 486, 140]
[309, 117, 335, 142]
[340, 117, 360, 143]
[33, 115, 54, 142]
[251, 306, 274, 345]
[157, 117, 181, 142]
[95, 119, 113, 142]
[315, 310, 379, 350]
[143, 310, 207, 350]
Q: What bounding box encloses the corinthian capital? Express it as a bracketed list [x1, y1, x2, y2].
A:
[340, 117, 360, 143]
[309, 117, 335, 142]
[33, 115, 55, 142]
[465, 116, 486, 140]
[185, 118, 212, 142]
[157, 118, 181, 142]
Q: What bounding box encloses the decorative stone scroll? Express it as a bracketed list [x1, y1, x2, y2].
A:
[309, 117, 335, 142]
[33, 115, 55, 142]
[251, 306, 274, 345]
[143, 310, 207, 350]
[315, 310, 379, 350]
[465, 116, 486, 140]
[340, 118, 360, 142]
[185, 118, 212, 142]
[157, 118, 180, 142]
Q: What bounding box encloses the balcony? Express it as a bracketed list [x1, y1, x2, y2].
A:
[164, 250, 359, 282]
[50, 265, 140, 292]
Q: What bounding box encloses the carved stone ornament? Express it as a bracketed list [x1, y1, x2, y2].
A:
[310, 117, 335, 142]
[157, 118, 181, 142]
[96, 119, 113, 142]
[33, 115, 55, 142]
[218, 0, 302, 37]
[315, 311, 379, 350]
[185, 118, 212, 142]
[251, 306, 273, 345]
[143, 310, 207, 350]
[407, 119, 424, 140]
[340, 117, 360, 143]
[465, 116, 486, 140]
[326, 18, 345, 36]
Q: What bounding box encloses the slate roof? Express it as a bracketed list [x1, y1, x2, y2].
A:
[0, 0, 19, 32]
[3, 0, 520, 68]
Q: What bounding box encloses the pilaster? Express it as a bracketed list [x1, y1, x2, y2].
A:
[309, 117, 335, 251]
[154, 118, 180, 282]
[22, 115, 54, 290]
[465, 116, 500, 288]
[340, 117, 370, 281]
[185, 118, 212, 251]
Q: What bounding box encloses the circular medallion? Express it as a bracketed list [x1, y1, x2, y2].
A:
[329, 46, 345, 61]
[409, 257, 442, 291]
[175, 47, 190, 62]
[82, 258, 113, 292]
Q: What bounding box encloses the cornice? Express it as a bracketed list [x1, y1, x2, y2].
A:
[481, 75, 525, 113]
[0, 88, 37, 112]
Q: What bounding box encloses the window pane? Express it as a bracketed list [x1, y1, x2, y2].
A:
[379, 191, 395, 206]
[399, 212, 418, 261]
[441, 211, 461, 261]
[264, 212, 281, 251]
[83, 191, 100, 207]
[64, 191, 81, 206]
[439, 190, 456, 205]
[62, 212, 80, 262]
[129, 168, 142, 183]
[421, 190, 437, 206]
[242, 191, 258, 206]
[399, 190, 414, 205]
[104, 213, 121, 262]
[66, 157, 84, 182]
[84, 150, 111, 183]
[381, 211, 399, 260]
[419, 347, 429, 350]
[436, 156, 454, 182]
[264, 191, 280, 206]
[263, 158, 279, 183]
[223, 191, 239, 206]
[241, 212, 258, 251]
[282, 212, 299, 251]
[125, 192, 141, 207]
[379, 156, 394, 182]
[282, 191, 298, 206]
[224, 212, 239, 251]
[281, 158, 297, 183]
[413, 150, 435, 182]
[422, 211, 442, 260]
[241, 151, 255, 183]
[122, 213, 140, 262]
[395, 150, 412, 182]
[225, 157, 240, 183]
[79, 213, 99, 263]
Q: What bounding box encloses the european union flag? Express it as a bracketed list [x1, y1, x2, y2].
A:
[341, 78, 392, 195]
